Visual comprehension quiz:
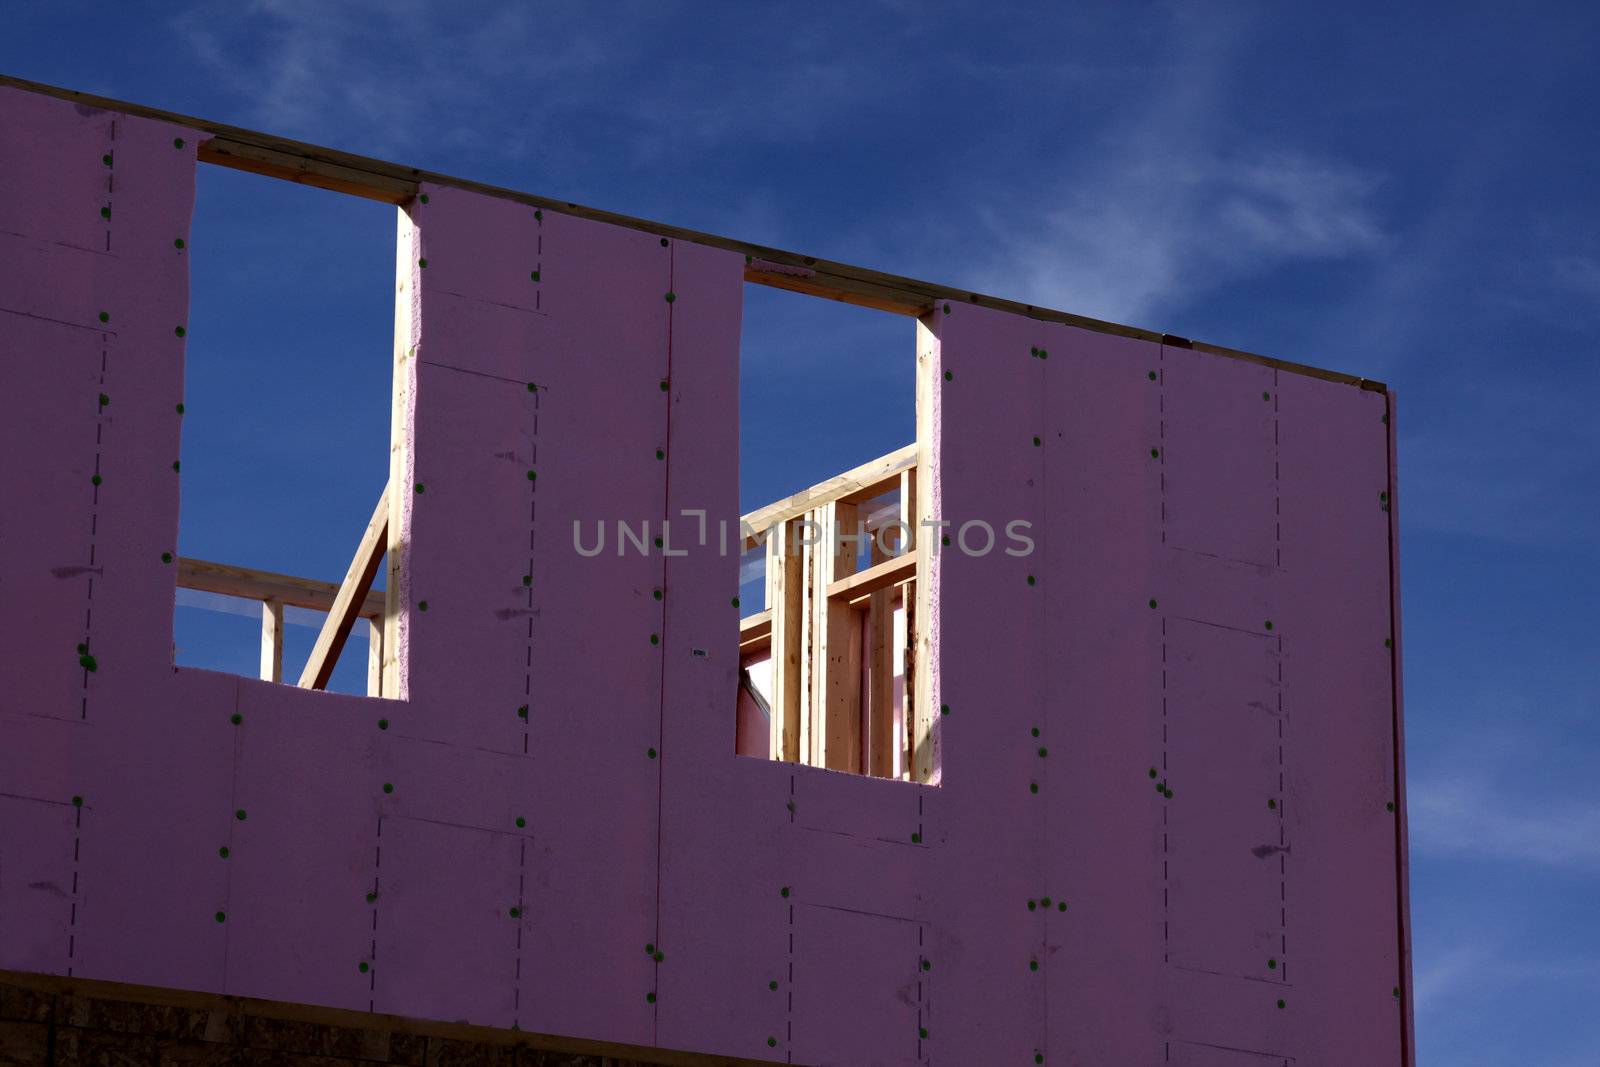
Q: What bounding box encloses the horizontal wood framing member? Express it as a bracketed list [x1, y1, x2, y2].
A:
[1, 73, 1386, 393]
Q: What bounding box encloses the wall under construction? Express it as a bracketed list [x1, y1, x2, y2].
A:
[0, 78, 1413, 1066]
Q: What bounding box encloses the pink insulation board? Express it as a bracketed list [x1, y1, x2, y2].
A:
[0, 82, 1412, 1067]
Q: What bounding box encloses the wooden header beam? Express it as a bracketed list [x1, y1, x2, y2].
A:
[0, 72, 1385, 393]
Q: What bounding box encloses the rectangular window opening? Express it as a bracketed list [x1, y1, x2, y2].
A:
[736, 283, 930, 781]
[172, 163, 398, 698]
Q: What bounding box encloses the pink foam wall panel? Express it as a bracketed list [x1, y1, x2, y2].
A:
[0, 314, 100, 725]
[789, 905, 923, 1066]
[919, 304, 1050, 1067]
[1040, 324, 1166, 1065]
[1276, 372, 1404, 1060]
[0, 796, 77, 974]
[374, 815, 521, 1027]
[1164, 347, 1279, 568]
[402, 360, 535, 754]
[221, 681, 383, 1011]
[72, 669, 236, 993]
[0, 87, 113, 252]
[1164, 618, 1283, 982]
[501, 205, 673, 1046]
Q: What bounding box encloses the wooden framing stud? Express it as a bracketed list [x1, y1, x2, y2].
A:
[298, 482, 391, 690]
[765, 521, 802, 762]
[259, 599, 284, 684]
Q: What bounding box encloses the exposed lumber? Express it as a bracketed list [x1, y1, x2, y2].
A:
[259, 599, 284, 684]
[366, 618, 384, 698]
[198, 137, 416, 204]
[0, 73, 1385, 392]
[298, 483, 391, 690]
[765, 521, 803, 763]
[899, 466, 918, 781]
[742, 443, 916, 547]
[828, 550, 919, 607]
[911, 322, 939, 784]
[867, 587, 895, 778]
[384, 210, 420, 699]
[176, 557, 384, 619]
[815, 500, 863, 772]
[738, 610, 773, 654]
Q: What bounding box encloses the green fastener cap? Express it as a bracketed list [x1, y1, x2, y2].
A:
[645, 943, 655, 954]
[1148, 371, 1157, 380]
[1277, 999, 1286, 1009]
[172, 461, 181, 472]
[1268, 958, 1277, 968]
[1264, 620, 1274, 631]
[378, 718, 389, 730]
[517, 705, 529, 719]
[418, 601, 429, 611]
[526, 470, 537, 481]
[919, 1028, 928, 1039]
[414, 483, 425, 493]
[530, 270, 540, 281]
[161, 552, 173, 564]
[79, 653, 98, 671]
[522, 575, 533, 587]
[650, 634, 659, 645]
[1148, 767, 1158, 778]
[1057, 901, 1067, 911]
[647, 747, 657, 759]
[527, 382, 538, 392]
[230, 713, 241, 725]
[100, 206, 110, 219]
[767, 1038, 777, 1048]
[921, 959, 931, 970]
[645, 992, 655, 1003]
[359, 961, 369, 973]
[1029, 959, 1038, 971]
[1027, 899, 1037, 910]
[72, 795, 84, 807]
[509, 906, 522, 918]
[175, 238, 185, 249]
[664, 292, 676, 303]
[941, 703, 950, 715]
[659, 379, 669, 391]
[515, 817, 526, 828]
[943, 370, 953, 381]
[769, 980, 779, 990]
[214, 910, 225, 922]
[176, 403, 185, 414]
[235, 809, 247, 820]
[911, 831, 921, 843]
[98, 311, 109, 322]
[780, 886, 790, 898]
[102, 154, 113, 166]
[1029, 782, 1038, 794]
[419, 258, 428, 268]
[218, 846, 230, 858]
[1148, 598, 1158, 609]
[173, 138, 185, 149]
[382, 782, 394, 794]
[420, 193, 429, 203]
[175, 326, 186, 337]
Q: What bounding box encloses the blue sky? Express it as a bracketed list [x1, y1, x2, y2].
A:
[7, 2, 1599, 1062]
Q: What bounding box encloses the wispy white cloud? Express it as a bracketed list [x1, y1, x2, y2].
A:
[967, 9, 1389, 325]
[1410, 773, 1600, 868]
